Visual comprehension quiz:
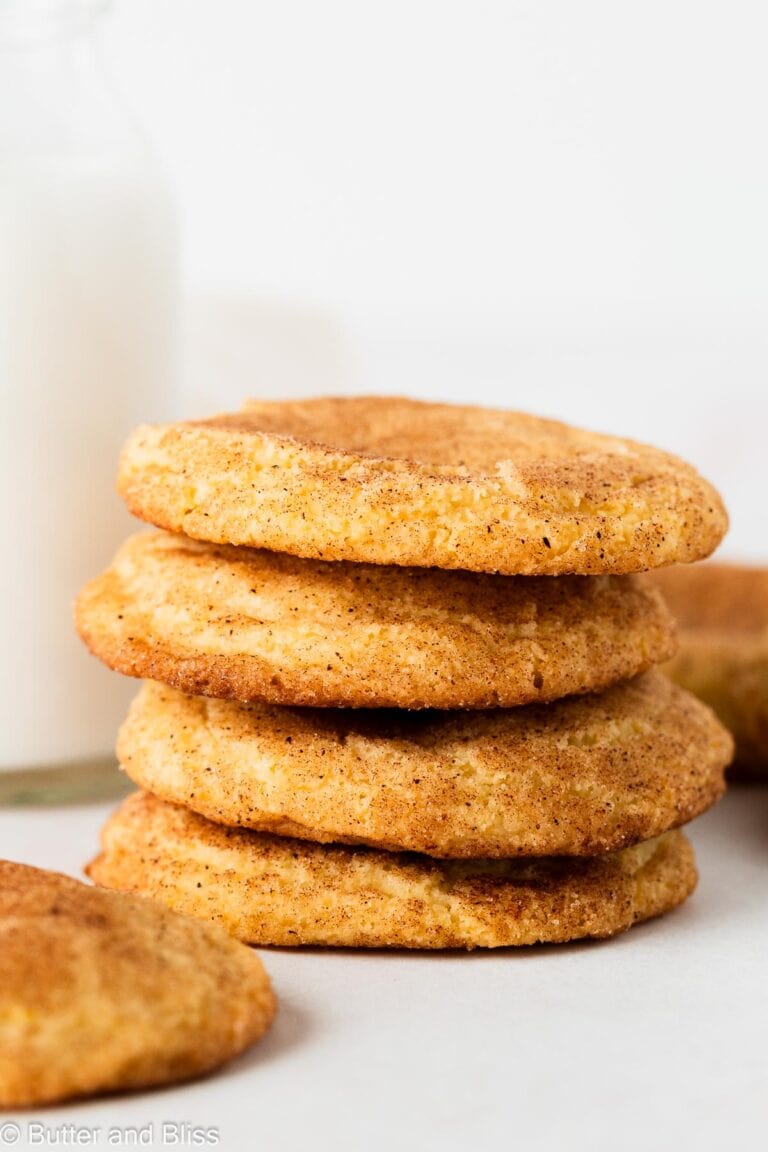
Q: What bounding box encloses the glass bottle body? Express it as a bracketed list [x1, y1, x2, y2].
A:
[0, 3, 177, 798]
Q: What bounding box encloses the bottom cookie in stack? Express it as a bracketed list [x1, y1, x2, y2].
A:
[87, 671, 733, 949]
[88, 793, 695, 950]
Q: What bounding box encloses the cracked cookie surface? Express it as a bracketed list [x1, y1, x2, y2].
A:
[88, 792, 699, 949]
[117, 396, 727, 576]
[76, 531, 677, 709]
[0, 859, 275, 1107]
[117, 672, 730, 857]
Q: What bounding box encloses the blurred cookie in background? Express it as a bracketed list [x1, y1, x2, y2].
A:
[647, 564, 768, 777]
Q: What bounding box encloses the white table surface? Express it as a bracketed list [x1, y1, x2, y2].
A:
[1, 784, 765, 1152]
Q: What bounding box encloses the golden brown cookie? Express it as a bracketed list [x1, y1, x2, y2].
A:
[117, 397, 727, 576]
[76, 531, 677, 709]
[88, 792, 698, 949]
[0, 859, 275, 1108]
[119, 672, 730, 857]
[648, 563, 768, 774]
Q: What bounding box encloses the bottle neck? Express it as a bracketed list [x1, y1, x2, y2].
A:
[0, 1, 149, 162]
[0, 2, 107, 48]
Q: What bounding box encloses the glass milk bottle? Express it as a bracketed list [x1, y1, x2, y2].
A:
[0, 1, 177, 800]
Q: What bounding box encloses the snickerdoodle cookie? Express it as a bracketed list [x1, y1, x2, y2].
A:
[76, 531, 676, 709]
[118, 672, 730, 857]
[88, 792, 698, 950]
[117, 397, 727, 576]
[0, 860, 275, 1107]
[648, 563, 768, 774]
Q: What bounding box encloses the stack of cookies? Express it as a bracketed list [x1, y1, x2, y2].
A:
[77, 397, 733, 949]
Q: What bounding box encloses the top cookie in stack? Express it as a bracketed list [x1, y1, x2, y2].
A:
[116, 395, 726, 575]
[79, 397, 732, 949]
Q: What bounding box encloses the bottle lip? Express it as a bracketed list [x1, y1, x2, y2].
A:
[0, 1, 110, 45]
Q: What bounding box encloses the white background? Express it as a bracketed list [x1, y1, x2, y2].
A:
[101, 0, 768, 559]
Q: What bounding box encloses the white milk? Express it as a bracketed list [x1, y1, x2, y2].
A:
[0, 157, 176, 769]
